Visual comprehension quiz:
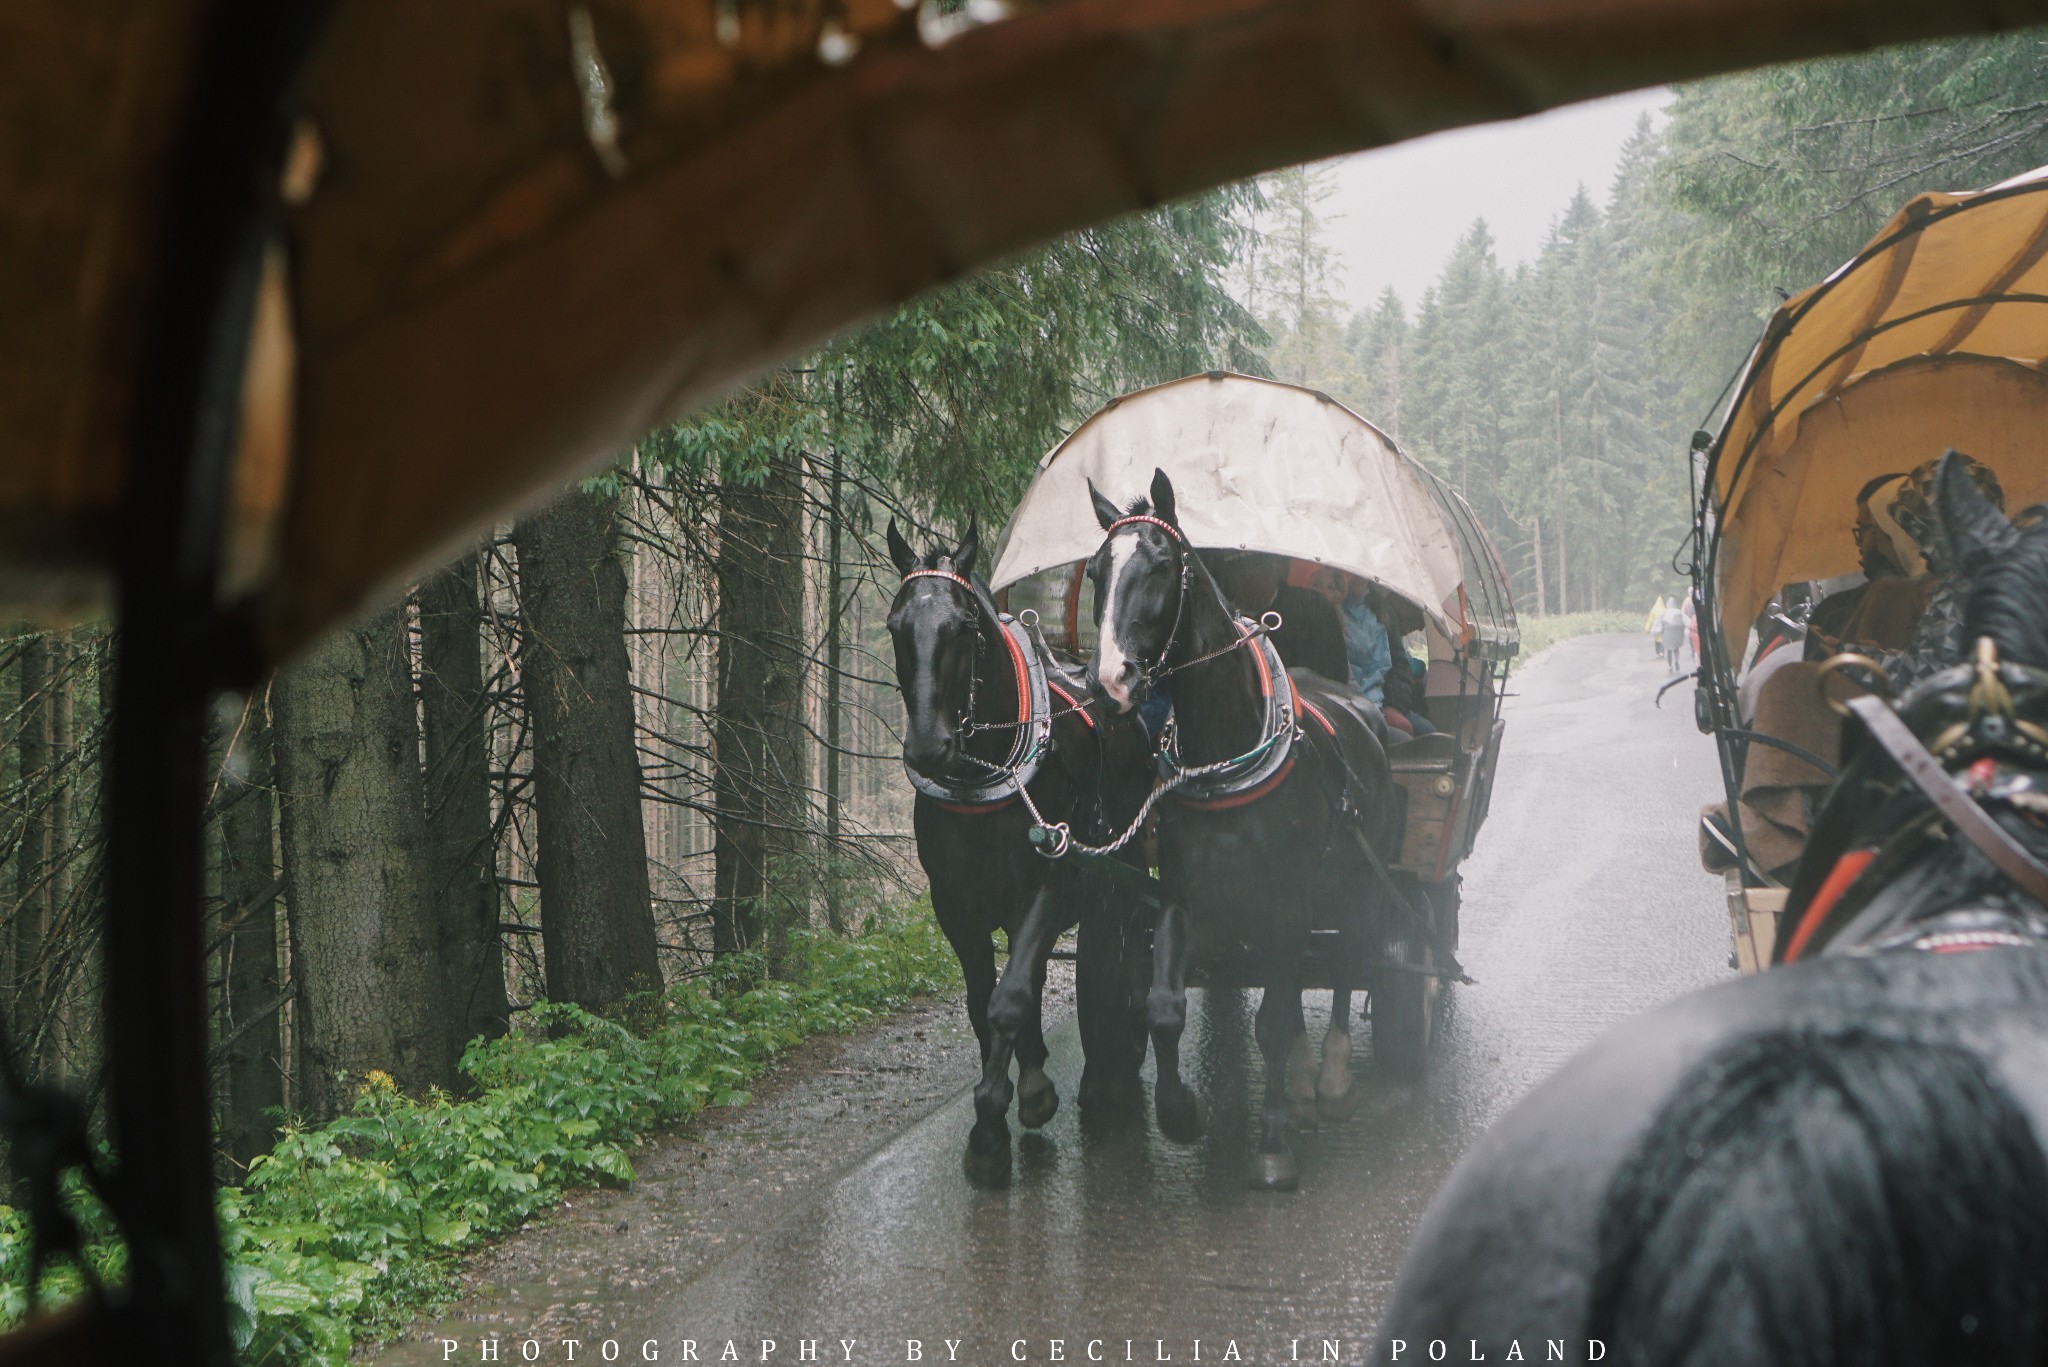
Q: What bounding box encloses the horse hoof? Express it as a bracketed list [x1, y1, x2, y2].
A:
[1249, 1151, 1299, 1192]
[1079, 1067, 1140, 1112]
[1316, 1085, 1359, 1123]
[1288, 1094, 1320, 1130]
[1156, 1087, 1208, 1143]
[1017, 1070, 1060, 1129]
[962, 1131, 1013, 1188]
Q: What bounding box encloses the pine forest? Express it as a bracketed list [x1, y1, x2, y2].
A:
[5, 32, 2048, 1359]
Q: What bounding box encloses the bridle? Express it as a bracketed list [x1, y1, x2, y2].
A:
[1780, 637, 2048, 962]
[899, 565, 989, 738]
[895, 564, 1051, 810]
[1099, 513, 1193, 693]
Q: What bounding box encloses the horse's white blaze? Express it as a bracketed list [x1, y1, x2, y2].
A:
[1094, 535, 1139, 709]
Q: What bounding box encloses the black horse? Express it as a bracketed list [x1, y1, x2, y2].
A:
[1084, 469, 1404, 1191]
[1374, 454, 2048, 1365]
[885, 519, 1154, 1185]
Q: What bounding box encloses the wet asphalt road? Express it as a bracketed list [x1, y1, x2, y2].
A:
[408, 633, 1729, 1362]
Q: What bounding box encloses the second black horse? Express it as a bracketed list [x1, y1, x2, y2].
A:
[1084, 469, 1405, 1191]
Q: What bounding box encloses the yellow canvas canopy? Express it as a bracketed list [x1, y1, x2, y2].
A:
[1709, 162, 2048, 658]
[9, 0, 2047, 666]
[991, 373, 1467, 635]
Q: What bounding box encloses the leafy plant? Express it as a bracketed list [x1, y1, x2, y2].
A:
[0, 910, 960, 1364]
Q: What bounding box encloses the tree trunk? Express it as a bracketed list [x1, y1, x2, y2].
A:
[712, 449, 810, 973]
[12, 634, 51, 1073]
[514, 487, 662, 1019]
[417, 550, 510, 1066]
[216, 687, 283, 1166]
[1531, 516, 1547, 616]
[273, 603, 452, 1119]
[823, 432, 846, 936]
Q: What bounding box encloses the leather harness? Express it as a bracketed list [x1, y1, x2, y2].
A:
[899, 568, 1055, 814]
[1780, 640, 2048, 962]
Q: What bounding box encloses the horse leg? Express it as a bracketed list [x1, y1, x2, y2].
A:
[938, 911, 997, 1067]
[940, 911, 1009, 1186]
[1283, 978, 1317, 1129]
[1251, 965, 1306, 1191]
[1076, 882, 1144, 1113]
[992, 887, 1064, 1130]
[1148, 900, 1206, 1143]
[1318, 911, 1359, 1122]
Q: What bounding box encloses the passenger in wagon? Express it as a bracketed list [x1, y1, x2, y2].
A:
[1803, 471, 1921, 661]
[1204, 550, 1349, 685]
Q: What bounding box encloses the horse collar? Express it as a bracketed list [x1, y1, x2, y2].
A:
[905, 614, 1054, 812]
[1165, 623, 1301, 811]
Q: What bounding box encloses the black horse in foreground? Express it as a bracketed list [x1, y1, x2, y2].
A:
[885, 520, 1154, 1185]
[1084, 469, 1403, 1191]
[1375, 454, 2048, 1365]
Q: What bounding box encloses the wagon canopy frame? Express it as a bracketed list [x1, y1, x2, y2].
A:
[1695, 156, 2048, 900]
[990, 372, 1505, 649]
[1701, 161, 2048, 668]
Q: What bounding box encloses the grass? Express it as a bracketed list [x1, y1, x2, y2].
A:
[0, 906, 962, 1365]
[1509, 611, 1647, 672]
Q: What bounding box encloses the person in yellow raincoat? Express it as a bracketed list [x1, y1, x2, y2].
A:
[1645, 594, 1668, 659]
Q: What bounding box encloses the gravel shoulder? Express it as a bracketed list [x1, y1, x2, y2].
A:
[368, 964, 1075, 1361]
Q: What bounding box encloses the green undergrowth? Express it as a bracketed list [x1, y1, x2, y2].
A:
[0, 908, 960, 1364]
[1509, 611, 1646, 672]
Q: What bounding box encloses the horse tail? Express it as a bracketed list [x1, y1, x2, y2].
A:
[1586, 1027, 2048, 1367]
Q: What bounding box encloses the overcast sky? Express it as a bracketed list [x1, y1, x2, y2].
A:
[1322, 88, 1676, 315]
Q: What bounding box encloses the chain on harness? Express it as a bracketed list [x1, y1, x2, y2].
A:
[1022, 514, 1300, 859]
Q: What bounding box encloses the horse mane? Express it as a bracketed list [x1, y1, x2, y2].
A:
[1586, 1027, 2048, 1367]
[1966, 503, 2048, 669]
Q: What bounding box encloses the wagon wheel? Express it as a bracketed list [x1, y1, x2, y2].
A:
[1372, 877, 1439, 1079]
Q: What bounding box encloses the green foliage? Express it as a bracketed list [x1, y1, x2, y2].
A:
[644, 189, 1265, 533]
[1320, 33, 2048, 618]
[0, 912, 960, 1364]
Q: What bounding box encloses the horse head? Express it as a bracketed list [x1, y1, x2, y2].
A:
[1084, 467, 1192, 712]
[885, 516, 985, 781]
[1785, 451, 2048, 957]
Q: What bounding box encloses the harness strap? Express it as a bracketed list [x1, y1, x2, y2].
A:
[1172, 755, 1298, 811]
[1845, 695, 2048, 907]
[1780, 846, 1877, 964]
[1104, 513, 1185, 543]
[1049, 681, 1096, 730]
[901, 567, 975, 592]
[932, 793, 1021, 816]
[997, 610, 1031, 731]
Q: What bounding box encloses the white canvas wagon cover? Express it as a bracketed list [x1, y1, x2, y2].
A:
[990, 372, 1466, 636]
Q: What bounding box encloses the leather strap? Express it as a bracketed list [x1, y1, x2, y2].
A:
[1845, 695, 2048, 907]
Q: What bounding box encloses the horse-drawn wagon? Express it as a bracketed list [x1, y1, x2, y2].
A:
[1690, 163, 2048, 971]
[988, 372, 1518, 1072]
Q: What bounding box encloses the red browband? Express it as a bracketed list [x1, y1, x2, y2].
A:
[901, 567, 975, 591]
[1105, 514, 1185, 543]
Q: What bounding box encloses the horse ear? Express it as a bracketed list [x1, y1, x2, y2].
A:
[1088, 479, 1121, 531]
[1932, 449, 2015, 577]
[1150, 468, 1178, 527]
[952, 514, 980, 578]
[886, 519, 918, 576]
